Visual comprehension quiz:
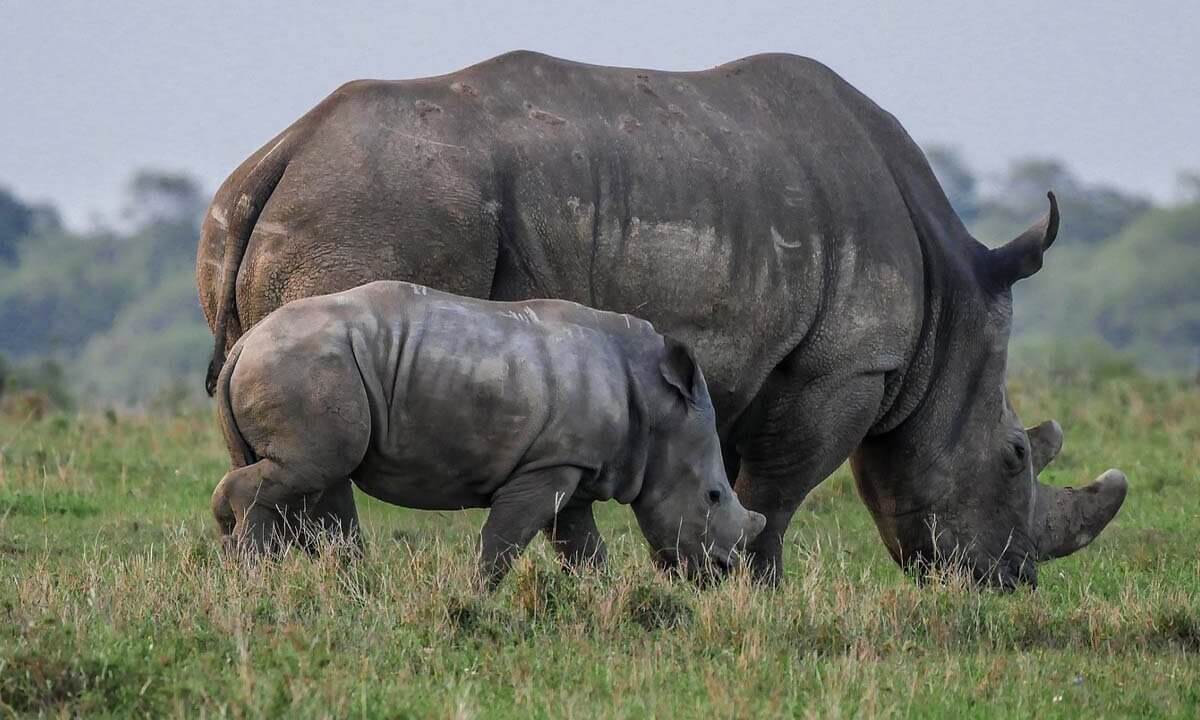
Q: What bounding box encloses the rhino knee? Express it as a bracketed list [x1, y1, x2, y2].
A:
[211, 472, 238, 538]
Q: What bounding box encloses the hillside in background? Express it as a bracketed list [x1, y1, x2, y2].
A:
[0, 157, 1197, 408]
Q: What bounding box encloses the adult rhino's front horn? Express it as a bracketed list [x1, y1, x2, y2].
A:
[1024, 419, 1129, 561]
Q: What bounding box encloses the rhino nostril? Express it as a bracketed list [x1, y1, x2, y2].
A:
[707, 489, 721, 505]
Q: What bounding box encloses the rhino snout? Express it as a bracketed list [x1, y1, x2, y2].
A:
[745, 510, 766, 543]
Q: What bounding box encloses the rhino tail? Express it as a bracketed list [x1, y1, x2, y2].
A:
[204, 131, 296, 396]
[215, 339, 255, 468]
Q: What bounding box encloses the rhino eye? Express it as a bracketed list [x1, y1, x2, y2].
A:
[707, 490, 722, 505]
[1004, 439, 1028, 475]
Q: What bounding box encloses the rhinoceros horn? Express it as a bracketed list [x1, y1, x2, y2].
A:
[1033, 470, 1128, 561]
[1026, 418, 1128, 560]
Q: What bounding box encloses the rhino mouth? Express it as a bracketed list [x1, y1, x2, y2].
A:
[964, 550, 1038, 591]
[903, 542, 1038, 592]
[651, 547, 736, 585]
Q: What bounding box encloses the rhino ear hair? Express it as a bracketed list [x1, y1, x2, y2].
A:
[658, 336, 703, 406]
[989, 191, 1059, 286]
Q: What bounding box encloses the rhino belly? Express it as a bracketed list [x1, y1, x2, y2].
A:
[350, 453, 494, 511]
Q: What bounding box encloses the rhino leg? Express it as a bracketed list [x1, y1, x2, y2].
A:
[542, 499, 607, 572]
[479, 467, 582, 590]
[735, 371, 885, 584]
[301, 480, 362, 555]
[211, 469, 240, 555]
[218, 339, 372, 557]
[216, 459, 299, 556]
[214, 457, 359, 558]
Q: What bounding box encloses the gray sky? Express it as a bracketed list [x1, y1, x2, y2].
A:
[3, 1, 1197, 228]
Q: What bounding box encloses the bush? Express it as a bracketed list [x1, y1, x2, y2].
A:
[0, 356, 74, 413]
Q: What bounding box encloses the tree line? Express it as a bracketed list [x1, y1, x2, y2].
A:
[1, 154, 1197, 409]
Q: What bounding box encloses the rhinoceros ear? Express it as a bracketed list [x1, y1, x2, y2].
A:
[659, 336, 704, 407]
[1026, 419, 1064, 476]
[989, 192, 1060, 286]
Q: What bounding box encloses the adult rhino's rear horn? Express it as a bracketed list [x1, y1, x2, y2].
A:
[989, 191, 1060, 286]
[1032, 469, 1128, 561]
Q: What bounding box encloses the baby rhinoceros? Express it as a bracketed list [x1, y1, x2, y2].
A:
[211, 280, 765, 587]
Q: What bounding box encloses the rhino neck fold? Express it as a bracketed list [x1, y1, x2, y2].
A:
[856, 264, 1005, 520]
[578, 346, 656, 506]
[868, 189, 992, 441]
[856, 154, 1005, 512]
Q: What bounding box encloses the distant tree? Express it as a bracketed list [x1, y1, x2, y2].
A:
[1177, 171, 1200, 204]
[925, 145, 979, 223]
[121, 170, 205, 229]
[0, 186, 35, 264]
[0, 186, 62, 265]
[1083, 201, 1200, 370]
[1070, 184, 1153, 246]
[999, 158, 1080, 210]
[120, 170, 207, 283]
[979, 158, 1150, 246]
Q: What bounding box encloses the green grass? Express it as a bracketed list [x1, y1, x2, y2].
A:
[1, 373, 1197, 718]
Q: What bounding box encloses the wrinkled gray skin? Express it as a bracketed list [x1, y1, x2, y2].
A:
[198, 51, 1127, 588]
[210, 280, 766, 587]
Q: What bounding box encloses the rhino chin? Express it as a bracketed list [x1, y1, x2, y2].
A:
[650, 547, 736, 586]
[898, 536, 1039, 592]
[975, 552, 1038, 592]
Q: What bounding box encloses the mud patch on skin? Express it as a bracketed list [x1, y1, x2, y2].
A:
[449, 81, 478, 96]
[618, 114, 641, 133]
[664, 104, 688, 121]
[415, 100, 443, 119]
[634, 75, 657, 98]
[207, 205, 228, 229]
[528, 108, 567, 126]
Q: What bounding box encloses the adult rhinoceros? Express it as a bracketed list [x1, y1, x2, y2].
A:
[197, 51, 1127, 588]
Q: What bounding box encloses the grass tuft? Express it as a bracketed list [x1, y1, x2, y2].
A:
[625, 584, 694, 631]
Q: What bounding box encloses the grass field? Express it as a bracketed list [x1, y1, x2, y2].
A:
[1, 371, 1197, 718]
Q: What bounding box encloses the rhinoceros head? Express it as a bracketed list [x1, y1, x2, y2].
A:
[633, 337, 766, 582]
[851, 193, 1128, 589]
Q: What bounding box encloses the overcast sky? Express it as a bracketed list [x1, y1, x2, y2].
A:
[3, 1, 1197, 228]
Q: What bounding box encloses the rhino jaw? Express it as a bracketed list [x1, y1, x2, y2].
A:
[1033, 468, 1128, 561]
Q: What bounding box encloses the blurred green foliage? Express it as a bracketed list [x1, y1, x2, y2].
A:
[0, 155, 1196, 409]
[928, 147, 1198, 376]
[0, 173, 210, 408]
